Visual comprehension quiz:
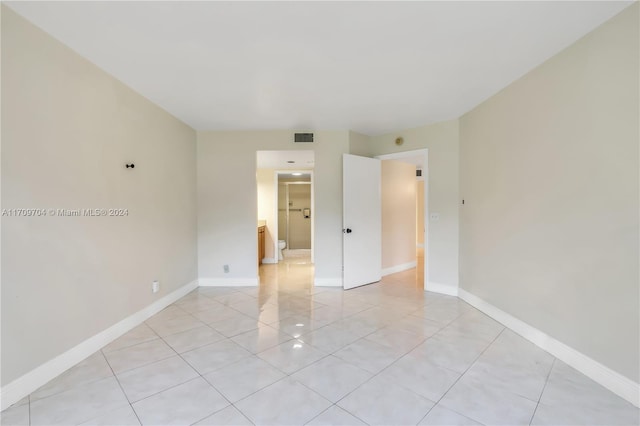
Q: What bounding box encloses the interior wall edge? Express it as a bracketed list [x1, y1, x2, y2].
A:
[0, 280, 199, 411]
[458, 288, 640, 408]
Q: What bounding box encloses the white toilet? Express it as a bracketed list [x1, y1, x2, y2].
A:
[278, 240, 286, 261]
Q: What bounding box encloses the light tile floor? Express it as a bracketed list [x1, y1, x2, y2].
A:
[2, 252, 638, 425]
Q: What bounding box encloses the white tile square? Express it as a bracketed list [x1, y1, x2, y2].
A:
[80, 405, 141, 425]
[535, 361, 639, 425]
[337, 376, 435, 426]
[378, 353, 461, 402]
[0, 403, 29, 426]
[162, 325, 225, 353]
[418, 405, 481, 425]
[230, 324, 293, 353]
[212, 292, 256, 306]
[209, 313, 262, 337]
[365, 326, 427, 352]
[31, 352, 113, 401]
[203, 355, 285, 402]
[175, 296, 222, 313]
[234, 378, 331, 425]
[257, 340, 327, 374]
[103, 323, 158, 353]
[193, 305, 247, 324]
[298, 323, 364, 353]
[388, 316, 444, 339]
[291, 355, 372, 402]
[409, 335, 488, 374]
[439, 373, 537, 425]
[271, 315, 331, 338]
[151, 305, 191, 322]
[116, 355, 198, 402]
[103, 339, 175, 374]
[30, 376, 129, 425]
[194, 405, 253, 425]
[464, 357, 550, 402]
[132, 377, 228, 426]
[306, 405, 367, 426]
[333, 337, 405, 374]
[146, 313, 206, 337]
[181, 339, 252, 374]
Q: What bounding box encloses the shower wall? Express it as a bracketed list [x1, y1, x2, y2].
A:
[278, 180, 311, 249]
[288, 184, 311, 249]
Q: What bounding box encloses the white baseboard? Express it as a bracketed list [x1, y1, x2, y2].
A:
[314, 277, 343, 287]
[458, 288, 640, 408]
[0, 280, 198, 411]
[261, 258, 277, 264]
[382, 261, 417, 277]
[426, 281, 459, 296]
[198, 277, 259, 287]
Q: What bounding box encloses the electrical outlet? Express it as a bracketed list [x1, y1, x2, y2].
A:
[430, 212, 440, 221]
[223, 264, 230, 273]
[152, 280, 160, 293]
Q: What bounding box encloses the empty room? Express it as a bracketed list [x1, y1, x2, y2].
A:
[1, 1, 638, 425]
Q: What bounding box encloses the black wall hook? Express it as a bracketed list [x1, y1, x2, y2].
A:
[126, 163, 135, 169]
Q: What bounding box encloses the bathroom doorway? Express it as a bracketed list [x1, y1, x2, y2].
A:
[256, 150, 315, 290]
[277, 173, 313, 259]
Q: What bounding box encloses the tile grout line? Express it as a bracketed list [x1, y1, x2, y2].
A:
[99, 349, 144, 426]
[114, 308, 244, 424]
[114, 316, 212, 423]
[153, 321, 239, 423]
[126, 290, 386, 424]
[24, 272, 620, 426]
[318, 328, 438, 424]
[327, 305, 469, 414]
[528, 357, 557, 425]
[162, 285, 458, 424]
[415, 327, 507, 425]
[204, 280, 431, 423]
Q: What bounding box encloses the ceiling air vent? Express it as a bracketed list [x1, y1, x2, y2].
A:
[294, 133, 314, 143]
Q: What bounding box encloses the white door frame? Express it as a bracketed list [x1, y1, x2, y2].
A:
[274, 170, 315, 264]
[375, 149, 429, 291]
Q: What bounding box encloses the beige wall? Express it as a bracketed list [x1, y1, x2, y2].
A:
[381, 160, 416, 269]
[369, 120, 459, 290]
[256, 169, 276, 261]
[198, 130, 349, 284]
[349, 131, 373, 157]
[459, 4, 639, 383]
[1, 7, 198, 386]
[417, 180, 425, 246]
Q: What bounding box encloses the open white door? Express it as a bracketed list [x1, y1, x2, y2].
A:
[343, 154, 381, 290]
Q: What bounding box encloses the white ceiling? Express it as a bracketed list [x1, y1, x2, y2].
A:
[6, 1, 633, 135]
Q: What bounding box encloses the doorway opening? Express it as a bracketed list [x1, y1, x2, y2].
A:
[376, 149, 428, 290]
[256, 150, 314, 291]
[278, 174, 313, 261]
